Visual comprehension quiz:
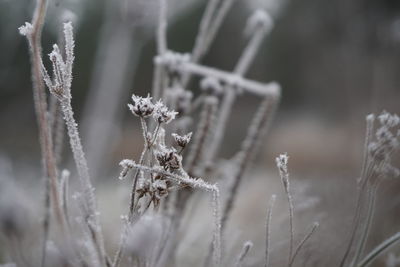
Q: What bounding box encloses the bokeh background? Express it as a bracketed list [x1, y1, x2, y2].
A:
[1, 0, 400, 266]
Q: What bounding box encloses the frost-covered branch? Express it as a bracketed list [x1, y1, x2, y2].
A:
[155, 52, 280, 97]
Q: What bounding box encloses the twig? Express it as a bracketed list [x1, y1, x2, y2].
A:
[190, 0, 222, 64]
[265, 195, 276, 267]
[221, 94, 280, 231]
[340, 115, 375, 267]
[289, 222, 319, 267]
[156, 54, 280, 97]
[276, 153, 294, 265]
[234, 241, 253, 267]
[185, 96, 218, 175]
[18, 1, 65, 265]
[350, 184, 379, 267]
[357, 232, 400, 267]
[157, 0, 168, 55]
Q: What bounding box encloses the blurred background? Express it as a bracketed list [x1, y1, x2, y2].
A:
[1, 0, 400, 265]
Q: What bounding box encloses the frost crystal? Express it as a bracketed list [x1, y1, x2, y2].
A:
[153, 100, 178, 124]
[128, 94, 154, 118]
[18, 22, 33, 36]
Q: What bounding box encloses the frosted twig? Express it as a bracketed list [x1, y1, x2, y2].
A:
[276, 153, 294, 266]
[205, 11, 274, 163]
[235, 9, 273, 76]
[157, 0, 168, 55]
[289, 222, 319, 267]
[265, 194, 276, 267]
[151, 63, 165, 102]
[155, 53, 280, 96]
[190, 0, 222, 64]
[118, 160, 217, 192]
[202, 0, 237, 55]
[128, 147, 148, 217]
[221, 94, 279, 231]
[340, 115, 375, 267]
[118, 159, 222, 265]
[212, 188, 222, 267]
[186, 96, 218, 175]
[52, 101, 65, 166]
[151, 0, 168, 101]
[18, 1, 65, 265]
[40, 22, 108, 266]
[350, 184, 379, 267]
[341, 112, 399, 267]
[59, 169, 71, 228]
[234, 241, 253, 267]
[359, 115, 375, 186]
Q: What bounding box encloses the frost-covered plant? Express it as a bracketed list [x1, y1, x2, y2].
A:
[340, 111, 400, 267]
[13, 0, 400, 266]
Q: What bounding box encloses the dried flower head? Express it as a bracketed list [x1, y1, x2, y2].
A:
[128, 94, 155, 118]
[155, 146, 182, 170]
[153, 100, 178, 124]
[276, 153, 290, 191]
[172, 132, 192, 148]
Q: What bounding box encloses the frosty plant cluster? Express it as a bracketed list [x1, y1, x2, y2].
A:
[11, 0, 400, 266]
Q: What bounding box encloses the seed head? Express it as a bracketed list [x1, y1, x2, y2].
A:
[172, 132, 192, 148]
[128, 94, 155, 118]
[153, 100, 178, 124]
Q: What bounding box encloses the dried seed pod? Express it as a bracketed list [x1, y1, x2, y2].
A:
[128, 94, 155, 118]
[172, 132, 192, 148]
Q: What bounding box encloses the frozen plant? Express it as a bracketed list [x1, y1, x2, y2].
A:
[15, 0, 400, 266]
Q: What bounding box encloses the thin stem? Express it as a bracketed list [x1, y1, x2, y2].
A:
[221, 95, 279, 232]
[212, 188, 222, 267]
[289, 222, 319, 267]
[234, 241, 253, 267]
[129, 147, 148, 218]
[340, 115, 375, 266]
[60, 96, 108, 266]
[339, 183, 367, 267]
[190, 0, 221, 64]
[351, 184, 378, 267]
[156, 56, 280, 97]
[23, 0, 65, 265]
[116, 121, 162, 267]
[157, 0, 168, 55]
[357, 232, 400, 267]
[286, 188, 294, 265]
[202, 0, 237, 57]
[265, 195, 276, 267]
[186, 96, 217, 175]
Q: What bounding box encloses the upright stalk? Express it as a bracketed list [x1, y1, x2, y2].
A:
[20, 0, 64, 265]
